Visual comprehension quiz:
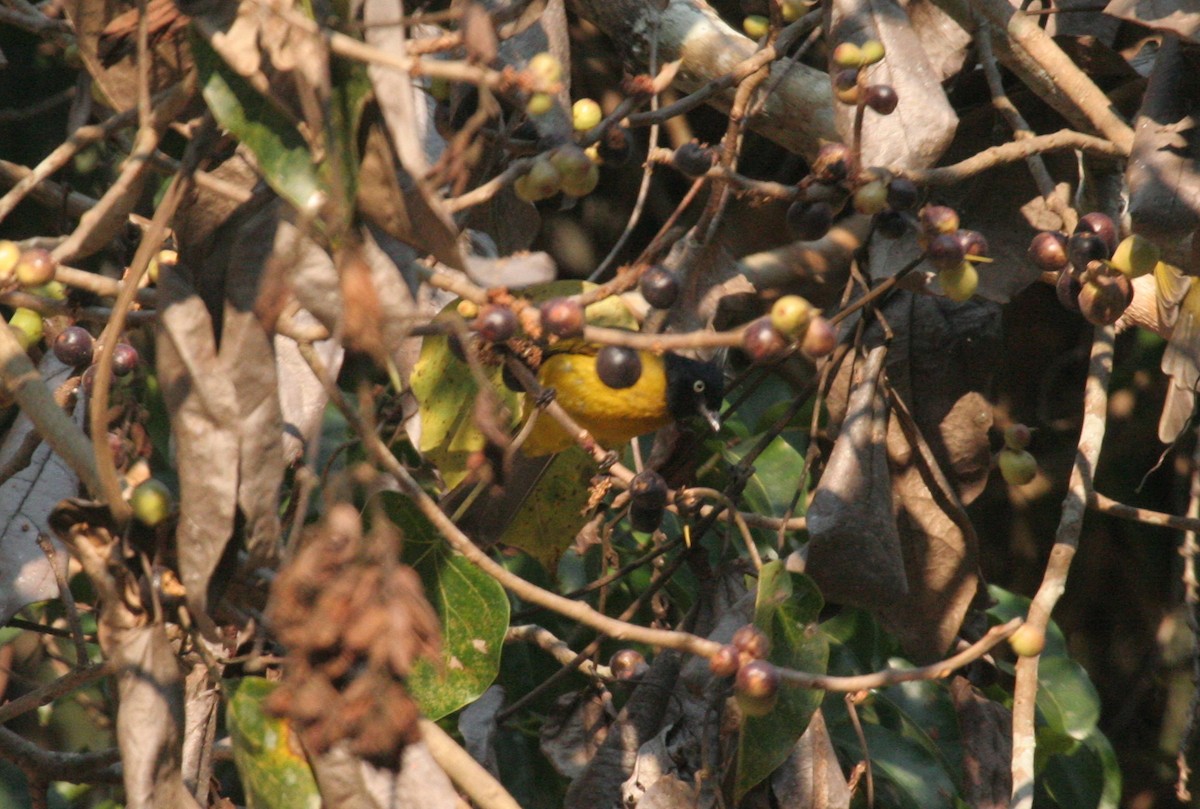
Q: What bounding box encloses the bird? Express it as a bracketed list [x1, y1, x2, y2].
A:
[519, 348, 724, 457]
[1155, 260, 1200, 443]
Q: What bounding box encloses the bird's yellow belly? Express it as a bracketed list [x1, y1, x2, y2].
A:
[521, 353, 671, 456]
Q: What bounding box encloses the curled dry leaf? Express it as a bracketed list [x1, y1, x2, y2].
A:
[0, 355, 80, 625]
[806, 346, 908, 609]
[265, 504, 441, 767]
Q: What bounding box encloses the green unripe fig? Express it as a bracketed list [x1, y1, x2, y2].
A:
[859, 39, 885, 65]
[831, 42, 864, 69]
[939, 261, 978, 303]
[131, 478, 173, 526]
[8, 307, 43, 350]
[999, 447, 1037, 485]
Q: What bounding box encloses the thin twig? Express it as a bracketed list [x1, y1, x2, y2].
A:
[0, 661, 115, 725]
[1010, 325, 1113, 809]
[35, 535, 89, 667]
[893, 130, 1123, 187]
[506, 625, 608, 681]
[419, 719, 522, 809]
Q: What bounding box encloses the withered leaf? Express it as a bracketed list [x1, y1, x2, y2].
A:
[807, 346, 908, 609]
[540, 687, 612, 778]
[830, 0, 958, 169]
[950, 677, 1012, 809]
[769, 709, 852, 809]
[1105, 0, 1200, 42]
[1126, 36, 1200, 242]
[0, 356, 80, 625]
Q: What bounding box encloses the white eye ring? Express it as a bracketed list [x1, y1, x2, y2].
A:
[693, 380, 706, 393]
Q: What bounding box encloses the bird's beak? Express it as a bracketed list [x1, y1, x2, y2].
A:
[700, 404, 722, 433]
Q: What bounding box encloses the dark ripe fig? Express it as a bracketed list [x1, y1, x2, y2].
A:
[833, 69, 860, 105]
[598, 125, 632, 165]
[80, 364, 97, 394]
[710, 644, 741, 677]
[1068, 231, 1109, 273]
[640, 265, 680, 309]
[540, 297, 585, 337]
[735, 659, 780, 716]
[1029, 231, 1069, 271]
[864, 84, 898, 115]
[609, 649, 648, 680]
[886, 177, 919, 211]
[111, 342, 139, 376]
[53, 326, 94, 367]
[956, 229, 989, 260]
[742, 317, 790, 363]
[732, 624, 770, 661]
[673, 141, 716, 177]
[786, 200, 834, 241]
[1076, 212, 1118, 255]
[629, 469, 669, 511]
[630, 504, 665, 533]
[596, 345, 642, 389]
[1055, 268, 1082, 312]
[927, 232, 965, 271]
[1078, 273, 1131, 325]
[874, 210, 907, 239]
[474, 305, 518, 343]
[810, 142, 851, 184]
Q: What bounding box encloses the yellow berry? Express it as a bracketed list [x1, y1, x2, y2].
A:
[859, 40, 885, 65]
[0, 240, 19, 280]
[572, 98, 603, 132]
[780, 0, 803, 21]
[743, 15, 769, 38]
[527, 52, 562, 85]
[1008, 624, 1046, 657]
[832, 42, 864, 69]
[770, 295, 814, 338]
[526, 92, 554, 117]
[8, 307, 43, 351]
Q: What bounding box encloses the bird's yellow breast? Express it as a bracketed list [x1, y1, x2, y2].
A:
[521, 352, 672, 456]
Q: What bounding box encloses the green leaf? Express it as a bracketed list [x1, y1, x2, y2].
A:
[829, 718, 961, 809]
[192, 36, 322, 214]
[1039, 727, 1122, 809]
[499, 447, 595, 569]
[722, 433, 808, 522]
[1036, 655, 1101, 741]
[378, 492, 509, 720]
[735, 563, 828, 800]
[226, 677, 321, 809]
[876, 673, 963, 784]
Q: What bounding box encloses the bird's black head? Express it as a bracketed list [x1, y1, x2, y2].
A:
[664, 354, 724, 432]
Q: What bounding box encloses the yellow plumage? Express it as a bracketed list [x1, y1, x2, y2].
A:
[520, 352, 672, 457]
[1156, 260, 1200, 442]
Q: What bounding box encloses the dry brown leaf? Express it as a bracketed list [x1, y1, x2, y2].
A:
[0, 355, 81, 625]
[540, 687, 613, 778]
[769, 709, 852, 809]
[830, 0, 959, 169]
[1126, 36, 1200, 242]
[806, 346, 908, 609]
[950, 677, 1012, 809]
[1105, 0, 1200, 41]
[65, 0, 192, 111]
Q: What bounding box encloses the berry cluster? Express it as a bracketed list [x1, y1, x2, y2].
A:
[1029, 213, 1157, 326]
[917, 205, 990, 302]
[710, 624, 782, 717]
[742, 294, 837, 364]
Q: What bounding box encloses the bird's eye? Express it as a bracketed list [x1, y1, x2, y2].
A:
[693, 380, 706, 393]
